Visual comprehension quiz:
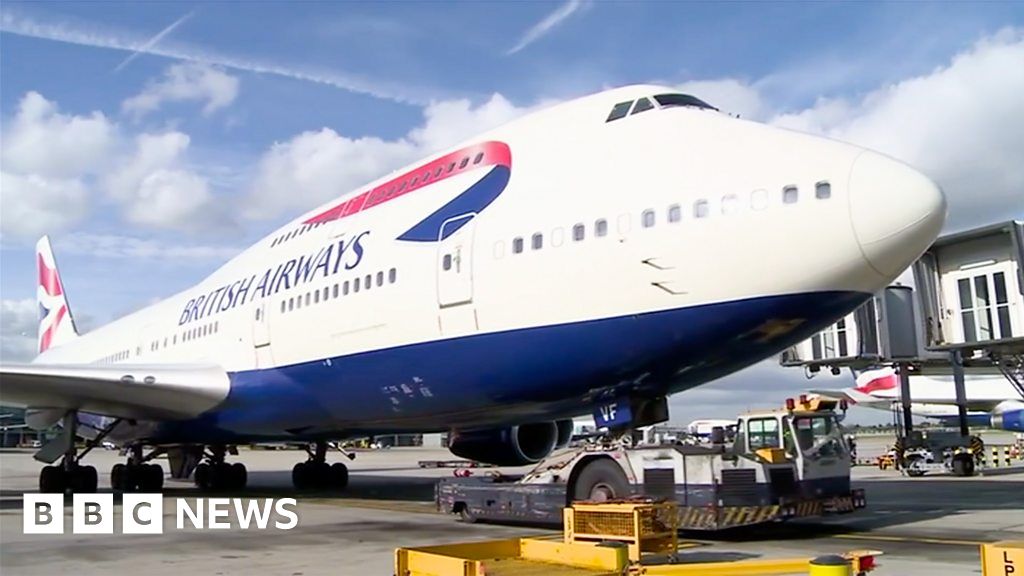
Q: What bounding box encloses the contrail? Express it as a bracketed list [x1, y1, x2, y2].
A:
[0, 10, 438, 105]
[506, 0, 586, 56]
[114, 11, 194, 72]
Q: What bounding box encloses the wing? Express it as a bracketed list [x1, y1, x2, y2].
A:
[0, 363, 230, 421]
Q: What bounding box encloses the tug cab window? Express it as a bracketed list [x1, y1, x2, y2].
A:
[606, 101, 633, 122]
[747, 418, 780, 450]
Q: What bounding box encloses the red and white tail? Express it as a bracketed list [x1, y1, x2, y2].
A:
[36, 236, 78, 354]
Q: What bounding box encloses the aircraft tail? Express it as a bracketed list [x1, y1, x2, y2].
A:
[36, 236, 78, 354]
[809, 367, 900, 406]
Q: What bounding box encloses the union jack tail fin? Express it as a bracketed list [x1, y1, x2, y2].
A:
[36, 236, 78, 354]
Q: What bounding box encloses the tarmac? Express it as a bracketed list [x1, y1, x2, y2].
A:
[1, 435, 1022, 575]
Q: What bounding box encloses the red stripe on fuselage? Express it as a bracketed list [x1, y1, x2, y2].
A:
[303, 141, 511, 225]
[37, 254, 63, 297]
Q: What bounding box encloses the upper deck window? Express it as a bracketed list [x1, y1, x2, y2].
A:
[606, 101, 633, 122]
[653, 93, 717, 111]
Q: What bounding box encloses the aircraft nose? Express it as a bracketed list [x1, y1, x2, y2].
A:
[848, 151, 947, 278]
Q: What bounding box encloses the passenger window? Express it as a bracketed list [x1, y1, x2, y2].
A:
[694, 199, 709, 218]
[314, 290, 320, 304]
[447, 162, 456, 173]
[642, 209, 655, 228]
[459, 157, 469, 169]
[343, 280, 350, 295]
[305, 293, 311, 306]
[389, 268, 397, 283]
[365, 274, 372, 289]
[631, 97, 654, 115]
[281, 301, 286, 313]
[751, 189, 769, 210]
[333, 284, 339, 298]
[474, 152, 484, 164]
[512, 237, 524, 254]
[668, 204, 681, 223]
[722, 194, 738, 214]
[815, 181, 831, 199]
[354, 278, 361, 292]
[411, 176, 420, 187]
[606, 101, 633, 122]
[443, 254, 453, 270]
[435, 166, 444, 178]
[256, 308, 262, 320]
[783, 186, 798, 204]
[532, 233, 543, 250]
[376, 271, 384, 287]
[595, 219, 608, 237]
[493, 240, 506, 259]
[289, 298, 294, 311]
[573, 223, 585, 241]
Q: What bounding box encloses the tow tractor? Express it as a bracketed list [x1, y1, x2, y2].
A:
[438, 396, 865, 529]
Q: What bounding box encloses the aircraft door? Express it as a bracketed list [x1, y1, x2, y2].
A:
[252, 300, 273, 368]
[437, 213, 478, 334]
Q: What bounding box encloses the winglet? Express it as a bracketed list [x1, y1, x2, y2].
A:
[36, 236, 78, 354]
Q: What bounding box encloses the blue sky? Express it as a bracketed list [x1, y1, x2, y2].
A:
[2, 1, 1022, 423]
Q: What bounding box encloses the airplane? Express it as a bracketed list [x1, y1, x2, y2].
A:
[0, 84, 947, 495]
[810, 367, 1024, 431]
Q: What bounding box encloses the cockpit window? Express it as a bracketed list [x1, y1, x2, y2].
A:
[631, 97, 655, 115]
[654, 93, 717, 111]
[606, 101, 633, 122]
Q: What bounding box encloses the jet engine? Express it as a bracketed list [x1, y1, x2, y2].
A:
[991, 409, 1024, 432]
[449, 422, 559, 466]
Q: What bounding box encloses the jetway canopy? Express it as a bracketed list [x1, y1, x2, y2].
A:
[781, 220, 1023, 375]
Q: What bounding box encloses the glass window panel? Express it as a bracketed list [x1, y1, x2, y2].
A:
[377, 271, 384, 287]
[531, 233, 543, 250]
[694, 199, 709, 218]
[573, 223, 585, 241]
[958, 278, 972, 309]
[642, 209, 655, 228]
[443, 254, 452, 270]
[389, 268, 397, 283]
[961, 311, 977, 342]
[512, 237, 524, 253]
[606, 101, 633, 122]
[974, 276, 990, 308]
[815, 181, 832, 199]
[631, 97, 654, 115]
[595, 219, 608, 237]
[783, 186, 798, 204]
[343, 281, 350, 295]
[668, 204, 681, 222]
[993, 272, 1008, 304]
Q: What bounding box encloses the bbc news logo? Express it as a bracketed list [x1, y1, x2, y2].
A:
[24, 494, 298, 534]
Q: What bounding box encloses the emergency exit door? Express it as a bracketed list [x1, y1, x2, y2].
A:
[252, 300, 273, 367]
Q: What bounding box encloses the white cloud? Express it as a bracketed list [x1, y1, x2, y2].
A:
[246, 94, 531, 220]
[123, 63, 239, 118]
[0, 172, 89, 239]
[675, 78, 766, 120]
[0, 92, 115, 238]
[506, 0, 587, 55]
[2, 91, 116, 178]
[0, 299, 37, 362]
[53, 233, 240, 262]
[770, 28, 1024, 230]
[105, 132, 216, 229]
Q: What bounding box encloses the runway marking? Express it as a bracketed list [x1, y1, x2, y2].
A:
[833, 533, 989, 546]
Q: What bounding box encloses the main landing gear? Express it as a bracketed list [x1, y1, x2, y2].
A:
[292, 441, 349, 491]
[38, 412, 107, 494]
[193, 446, 248, 491]
[110, 445, 165, 492]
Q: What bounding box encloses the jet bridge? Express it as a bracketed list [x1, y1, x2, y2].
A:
[780, 220, 1024, 463]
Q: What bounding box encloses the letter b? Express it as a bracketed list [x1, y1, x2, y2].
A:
[73, 494, 113, 534]
[23, 494, 64, 534]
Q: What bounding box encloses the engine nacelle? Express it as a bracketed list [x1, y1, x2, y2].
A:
[449, 422, 558, 466]
[555, 419, 574, 449]
[991, 410, 1024, 432]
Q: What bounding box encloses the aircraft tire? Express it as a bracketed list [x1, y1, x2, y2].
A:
[72, 465, 98, 493]
[292, 462, 310, 490]
[111, 463, 127, 491]
[329, 462, 348, 490]
[144, 464, 164, 491]
[571, 459, 630, 502]
[40, 465, 66, 493]
[952, 454, 975, 477]
[194, 463, 211, 489]
[231, 463, 248, 490]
